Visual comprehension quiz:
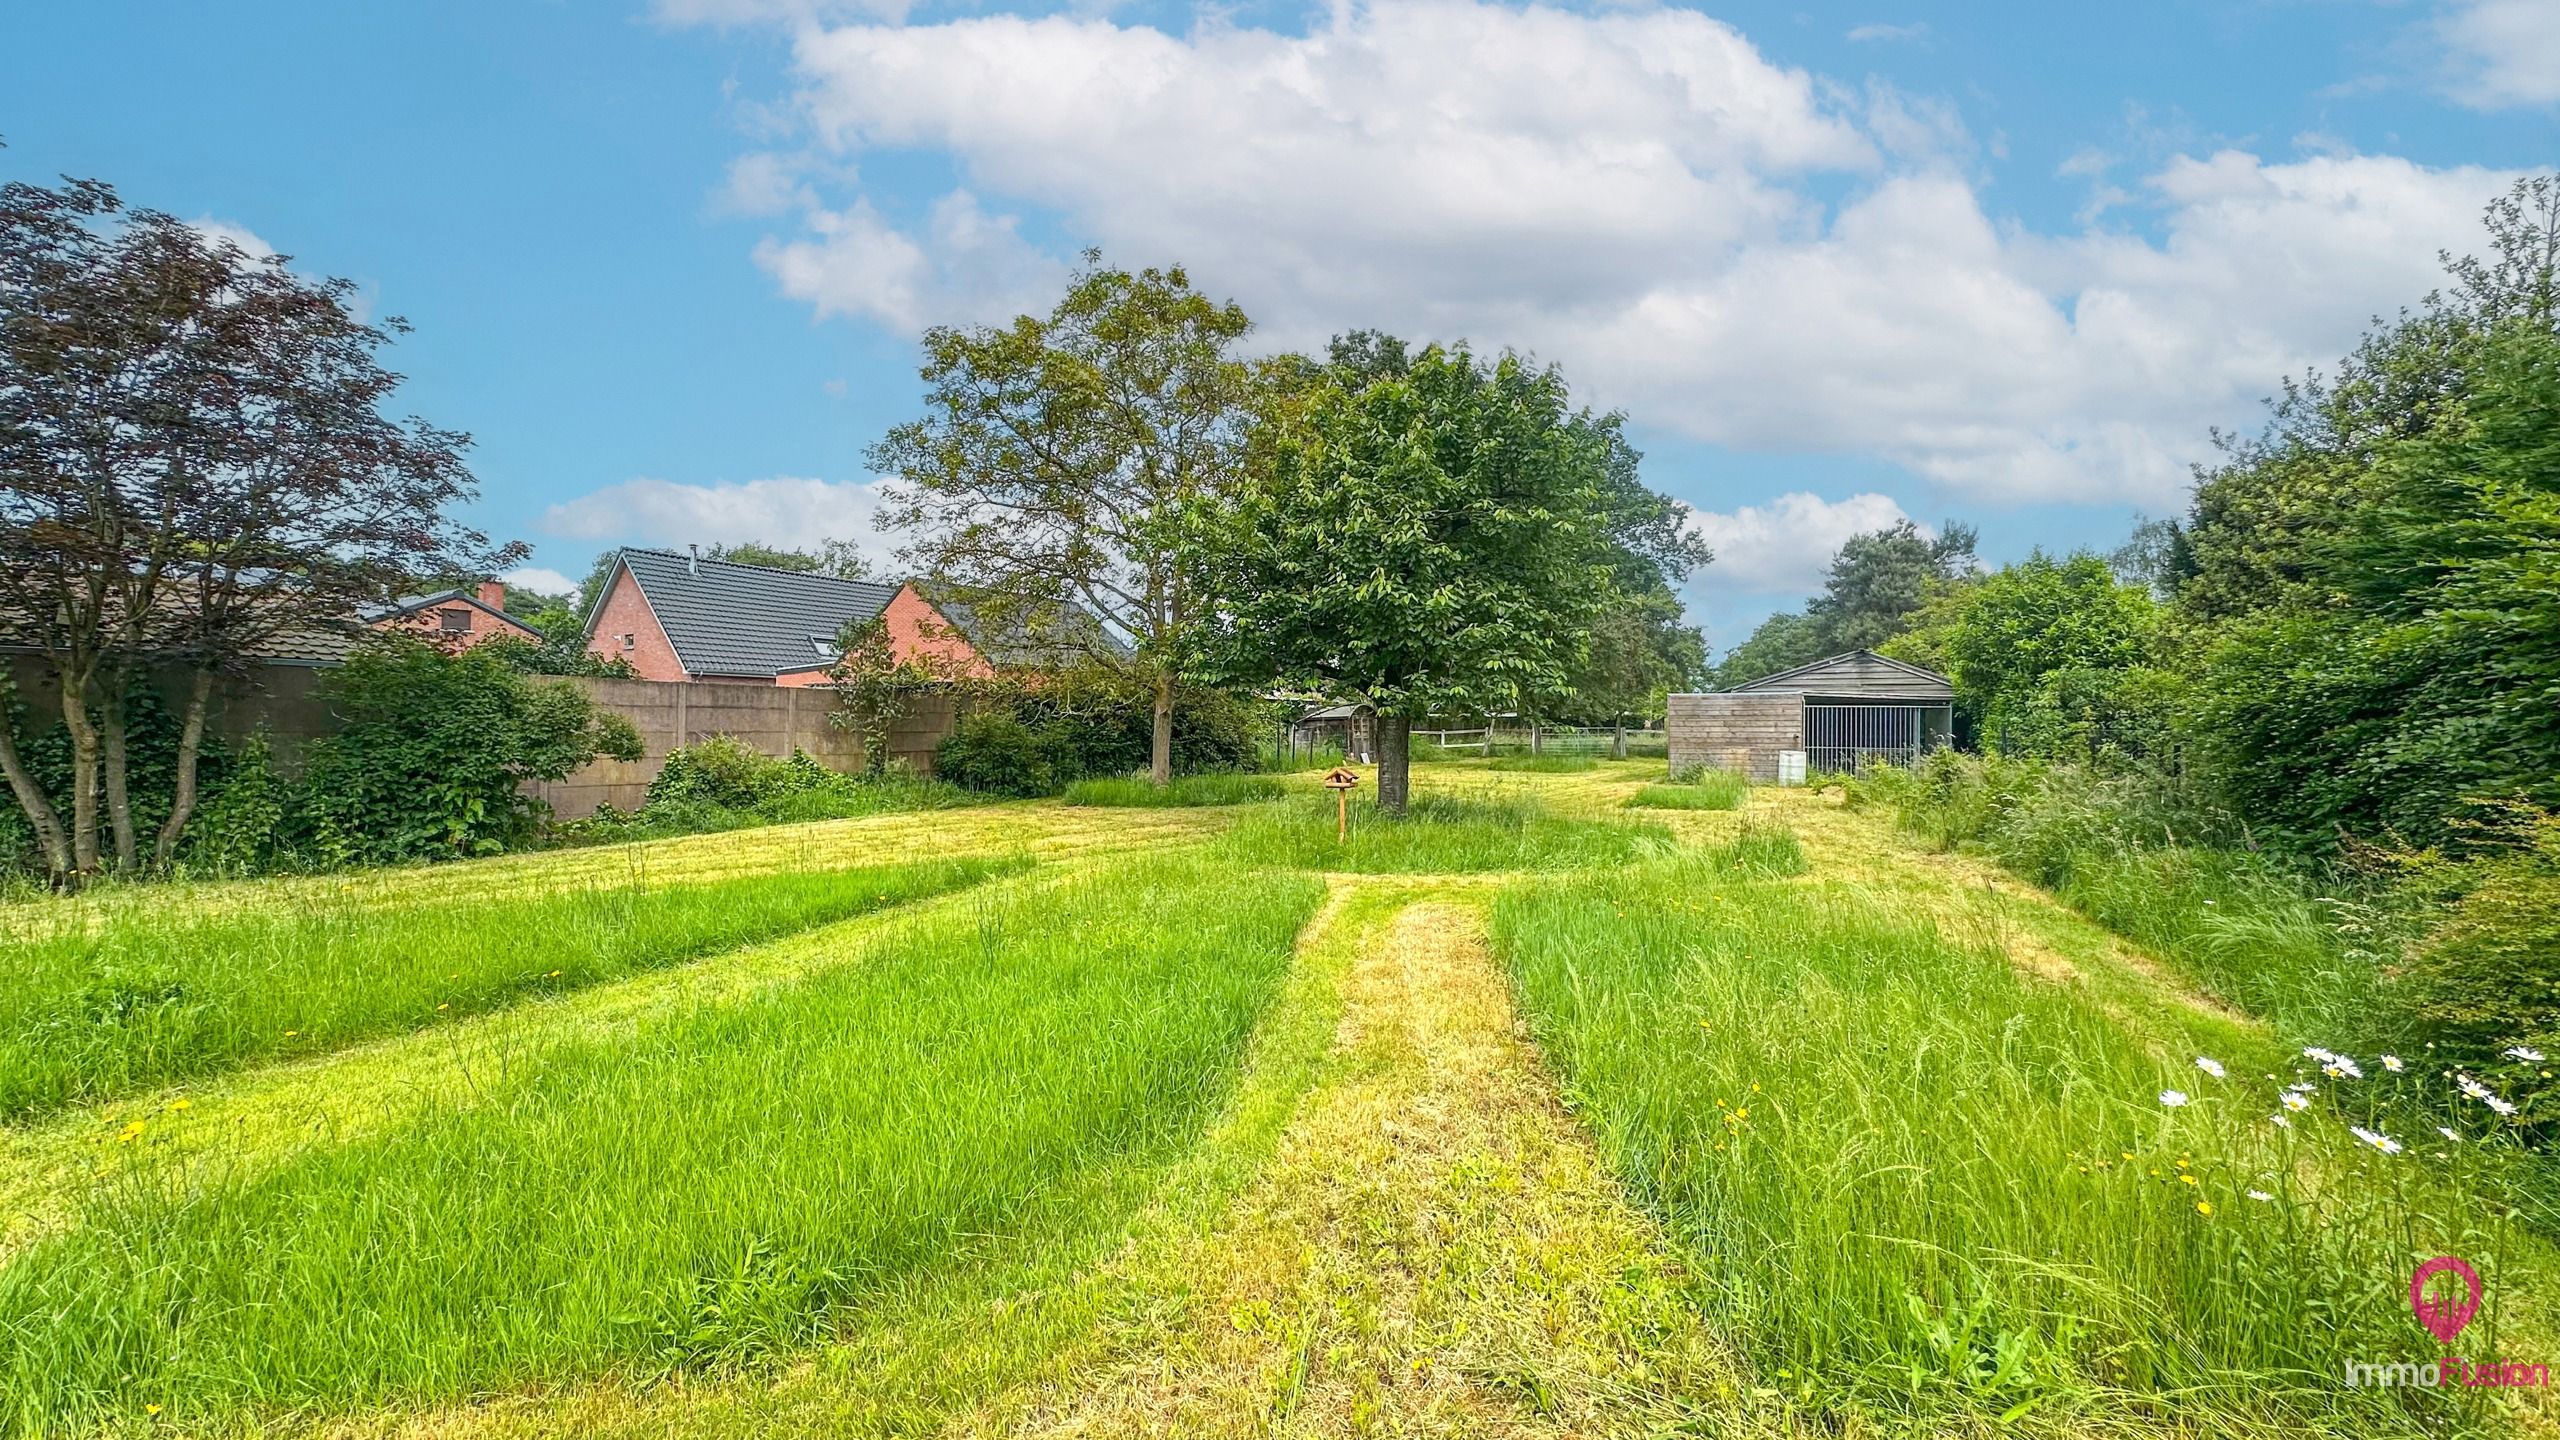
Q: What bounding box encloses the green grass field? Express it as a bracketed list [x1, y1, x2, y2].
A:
[0, 764, 2548, 1439]
[0, 856, 1021, 1120]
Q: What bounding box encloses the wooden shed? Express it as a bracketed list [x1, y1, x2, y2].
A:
[1667, 650, 1954, 781]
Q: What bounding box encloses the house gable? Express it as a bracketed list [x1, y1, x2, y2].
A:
[367, 582, 541, 651]
[583, 562, 688, 681]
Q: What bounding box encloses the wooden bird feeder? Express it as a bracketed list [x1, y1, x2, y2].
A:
[1321, 766, 1363, 843]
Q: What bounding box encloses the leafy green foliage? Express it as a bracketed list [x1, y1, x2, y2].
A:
[1939, 552, 2167, 762]
[1205, 345, 1622, 807]
[2189, 326, 2560, 848]
[933, 688, 1263, 798]
[871, 254, 1255, 782]
[296, 637, 644, 864]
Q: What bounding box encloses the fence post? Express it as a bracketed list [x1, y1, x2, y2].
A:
[1611, 721, 1626, 760]
[1530, 723, 1543, 756]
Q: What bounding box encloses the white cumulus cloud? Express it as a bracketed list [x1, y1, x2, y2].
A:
[500, 566, 583, 603]
[1681, 492, 1914, 596]
[704, 0, 2523, 507]
[540, 476, 899, 569]
[2432, 0, 2560, 109]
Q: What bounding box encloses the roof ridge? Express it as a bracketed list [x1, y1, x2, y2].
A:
[621, 546, 897, 591]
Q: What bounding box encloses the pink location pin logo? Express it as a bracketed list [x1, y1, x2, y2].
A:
[2411, 1256, 2482, 1346]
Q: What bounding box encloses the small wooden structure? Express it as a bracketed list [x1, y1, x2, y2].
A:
[1292, 701, 1377, 762]
[1322, 765, 1363, 842]
[1667, 650, 1953, 781]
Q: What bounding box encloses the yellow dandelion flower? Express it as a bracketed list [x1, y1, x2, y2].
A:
[166, 1098, 191, 1112]
[146, 1404, 162, 1416]
[2181, 1174, 2198, 1186]
[435, 1003, 450, 1012]
[115, 1120, 146, 1143]
[2196, 1201, 2213, 1216]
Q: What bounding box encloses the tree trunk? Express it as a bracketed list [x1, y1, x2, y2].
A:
[59, 680, 101, 878]
[155, 668, 215, 867]
[0, 687, 70, 879]
[1150, 669, 1174, 786]
[101, 687, 138, 872]
[1377, 712, 1411, 816]
[1611, 721, 1626, 760]
[1530, 722, 1543, 756]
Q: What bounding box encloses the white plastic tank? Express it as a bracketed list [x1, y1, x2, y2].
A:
[1776, 750, 1808, 786]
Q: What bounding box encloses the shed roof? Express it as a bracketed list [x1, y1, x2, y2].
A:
[589, 548, 900, 679]
[1723, 649, 1952, 700]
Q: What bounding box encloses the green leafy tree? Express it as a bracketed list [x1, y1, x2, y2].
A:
[1943, 552, 2158, 745]
[1300, 331, 1710, 724]
[870, 253, 1254, 786]
[1807, 520, 1979, 652]
[1204, 345, 1617, 812]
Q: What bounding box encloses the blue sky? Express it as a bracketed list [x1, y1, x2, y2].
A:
[4, 1, 2552, 651]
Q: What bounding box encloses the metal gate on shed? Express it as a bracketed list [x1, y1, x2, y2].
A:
[1805, 703, 1924, 772]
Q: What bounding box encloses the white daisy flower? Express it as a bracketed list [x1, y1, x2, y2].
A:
[2280, 1091, 2312, 1112]
[2381, 1054, 2405, 1073]
[2438, 1127, 2461, 1143]
[2459, 1074, 2494, 1101]
[2159, 1090, 2191, 1108]
[2505, 1046, 2546, 1063]
[2268, 1114, 2293, 1128]
[2350, 1126, 2404, 1155]
[2194, 1056, 2226, 1079]
[2247, 1190, 2274, 1202]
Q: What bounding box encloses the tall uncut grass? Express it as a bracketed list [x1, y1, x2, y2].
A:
[1219, 793, 1674, 872]
[1627, 766, 1749, 811]
[1062, 773, 1286, 808]
[0, 856, 1324, 1428]
[0, 856, 1022, 1119]
[1493, 857, 2501, 1433]
[1484, 753, 1600, 773]
[1865, 753, 2399, 1055]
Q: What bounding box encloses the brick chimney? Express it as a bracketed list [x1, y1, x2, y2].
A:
[475, 579, 506, 609]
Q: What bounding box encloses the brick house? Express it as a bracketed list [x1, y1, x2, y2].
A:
[363, 580, 541, 650]
[579, 547, 1100, 684]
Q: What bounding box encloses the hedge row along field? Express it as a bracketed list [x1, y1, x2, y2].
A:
[1492, 854, 2513, 1436]
[0, 855, 1324, 1428]
[0, 856, 1028, 1121]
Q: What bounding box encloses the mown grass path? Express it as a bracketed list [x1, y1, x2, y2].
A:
[980, 888, 1748, 1438]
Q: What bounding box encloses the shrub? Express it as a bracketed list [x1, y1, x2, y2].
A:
[934, 712, 1053, 797]
[296, 637, 644, 864]
[647, 734, 785, 810]
[2400, 809, 2560, 1064]
[182, 733, 288, 875]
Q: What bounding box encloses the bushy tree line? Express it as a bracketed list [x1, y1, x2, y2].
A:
[1720, 175, 2558, 859]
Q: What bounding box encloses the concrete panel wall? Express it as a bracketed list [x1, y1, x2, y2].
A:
[529, 678, 961, 819]
[1666, 692, 1804, 783]
[7, 655, 961, 823]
